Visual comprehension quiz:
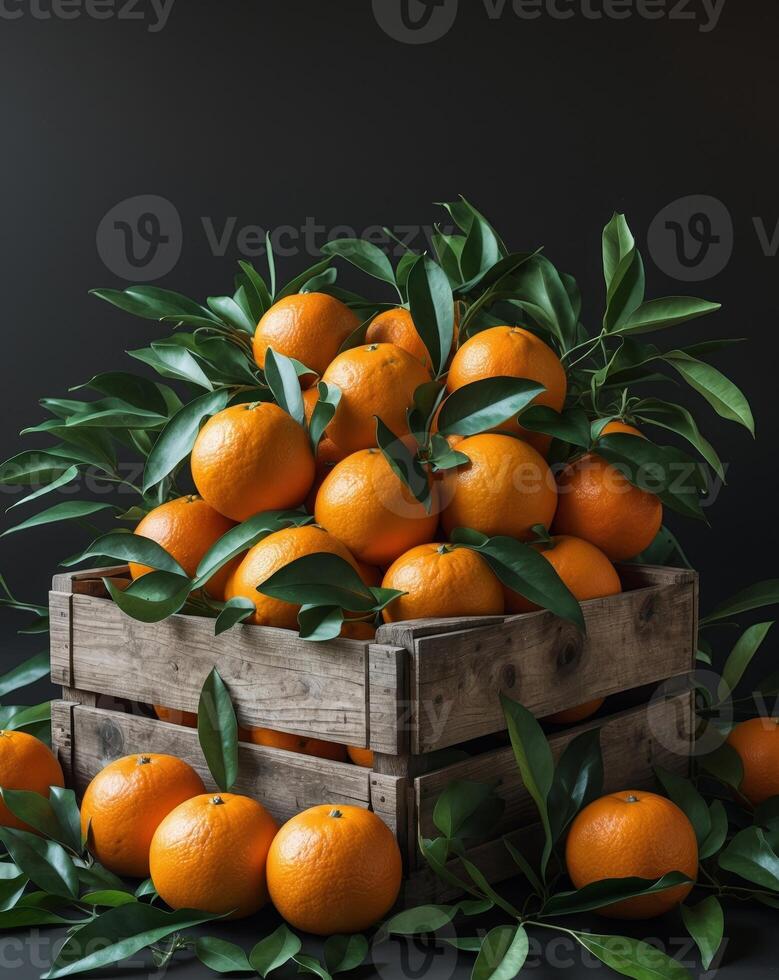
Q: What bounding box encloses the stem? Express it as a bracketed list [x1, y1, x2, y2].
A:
[562, 330, 606, 365]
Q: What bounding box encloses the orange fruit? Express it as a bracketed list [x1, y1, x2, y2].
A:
[322, 343, 431, 455]
[267, 804, 402, 934]
[356, 561, 383, 587]
[446, 326, 567, 455]
[150, 792, 278, 919]
[153, 704, 198, 729]
[225, 524, 359, 629]
[544, 699, 605, 725]
[347, 746, 374, 768]
[315, 449, 439, 566]
[80, 754, 205, 877]
[382, 543, 504, 622]
[566, 790, 698, 918]
[601, 420, 644, 438]
[365, 308, 431, 371]
[340, 620, 377, 640]
[726, 717, 779, 805]
[242, 727, 348, 762]
[505, 534, 621, 614]
[552, 453, 662, 562]
[252, 293, 360, 382]
[191, 402, 315, 522]
[440, 433, 557, 541]
[127, 496, 235, 599]
[0, 731, 64, 832]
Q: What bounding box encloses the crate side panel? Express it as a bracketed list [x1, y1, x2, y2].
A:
[69, 595, 368, 745]
[413, 581, 695, 751]
[70, 706, 371, 825]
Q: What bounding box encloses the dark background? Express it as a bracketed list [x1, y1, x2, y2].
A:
[0, 0, 777, 976]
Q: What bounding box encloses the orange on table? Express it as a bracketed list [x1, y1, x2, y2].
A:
[315, 448, 439, 566]
[726, 717, 779, 805]
[0, 731, 64, 832]
[267, 804, 402, 935]
[552, 453, 662, 562]
[505, 534, 621, 614]
[252, 293, 360, 382]
[382, 543, 504, 622]
[128, 496, 235, 600]
[150, 793, 278, 919]
[80, 754, 205, 877]
[565, 789, 697, 919]
[365, 307, 431, 372]
[225, 524, 359, 630]
[240, 726, 348, 762]
[153, 704, 198, 729]
[544, 699, 605, 725]
[446, 326, 567, 455]
[440, 433, 557, 541]
[322, 343, 431, 455]
[347, 746, 374, 768]
[191, 402, 315, 522]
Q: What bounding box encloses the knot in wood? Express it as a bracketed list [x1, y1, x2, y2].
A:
[501, 664, 516, 689]
[98, 719, 124, 763]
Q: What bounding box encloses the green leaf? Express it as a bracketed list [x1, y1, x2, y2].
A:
[519, 404, 591, 448]
[437, 378, 545, 437]
[105, 571, 192, 624]
[719, 826, 779, 891]
[717, 622, 774, 700]
[258, 553, 377, 612]
[214, 597, 255, 635]
[43, 904, 220, 978]
[433, 780, 501, 841]
[277, 258, 333, 300]
[0, 651, 50, 697]
[80, 890, 138, 908]
[503, 837, 544, 895]
[207, 295, 256, 335]
[198, 668, 239, 793]
[755, 798, 779, 830]
[322, 239, 396, 287]
[72, 371, 172, 414]
[500, 694, 554, 875]
[663, 350, 754, 435]
[548, 728, 604, 841]
[383, 903, 458, 935]
[634, 398, 725, 480]
[501, 254, 578, 350]
[681, 896, 724, 970]
[375, 416, 432, 510]
[0, 790, 67, 844]
[427, 434, 469, 473]
[264, 347, 306, 424]
[544, 873, 692, 917]
[0, 906, 85, 929]
[249, 923, 302, 978]
[49, 788, 84, 854]
[618, 296, 721, 335]
[699, 742, 744, 791]
[472, 924, 528, 980]
[699, 800, 728, 860]
[90, 285, 217, 323]
[71, 530, 186, 576]
[653, 768, 711, 848]
[196, 937, 253, 974]
[0, 451, 73, 486]
[702, 580, 779, 625]
[297, 604, 345, 642]
[407, 381, 445, 447]
[459, 212, 503, 289]
[300, 267, 338, 293]
[7, 465, 80, 512]
[572, 931, 692, 979]
[143, 388, 230, 492]
[604, 247, 645, 332]
[0, 828, 78, 898]
[309, 381, 341, 451]
[294, 953, 332, 980]
[602, 213, 635, 290]
[1, 501, 115, 538]
[406, 255, 454, 377]
[324, 934, 368, 974]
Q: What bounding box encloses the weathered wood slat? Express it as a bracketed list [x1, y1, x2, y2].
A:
[69, 706, 371, 826]
[367, 645, 408, 755]
[411, 576, 697, 752]
[51, 566, 129, 597]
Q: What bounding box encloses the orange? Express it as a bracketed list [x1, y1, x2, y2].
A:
[0, 731, 64, 832]
[441, 433, 557, 541]
[601, 420, 644, 438]
[315, 449, 439, 566]
[340, 620, 377, 640]
[80, 754, 205, 877]
[191, 402, 315, 522]
[446, 326, 567, 455]
[347, 746, 374, 768]
[150, 792, 278, 919]
[726, 717, 779, 805]
[322, 343, 431, 455]
[252, 293, 360, 382]
[225, 524, 359, 630]
[267, 804, 402, 934]
[128, 496, 235, 599]
[566, 790, 697, 919]
[544, 699, 605, 725]
[505, 534, 621, 614]
[242, 727, 348, 761]
[365, 308, 431, 371]
[153, 704, 198, 729]
[552, 454, 662, 562]
[356, 561, 383, 587]
[382, 543, 504, 622]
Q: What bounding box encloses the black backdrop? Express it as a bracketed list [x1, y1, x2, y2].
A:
[0, 2, 778, 974]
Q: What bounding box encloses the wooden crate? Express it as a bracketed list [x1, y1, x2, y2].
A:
[49, 562, 697, 904]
